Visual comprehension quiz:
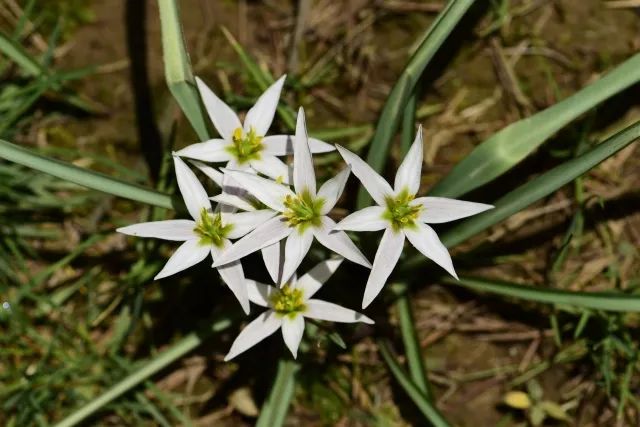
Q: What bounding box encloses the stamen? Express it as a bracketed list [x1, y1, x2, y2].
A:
[282, 190, 324, 231]
[383, 189, 421, 231]
[227, 126, 264, 164]
[193, 209, 234, 247]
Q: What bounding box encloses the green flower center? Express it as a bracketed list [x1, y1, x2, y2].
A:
[193, 208, 233, 247]
[226, 126, 263, 164]
[271, 285, 306, 318]
[382, 189, 421, 231]
[282, 190, 324, 232]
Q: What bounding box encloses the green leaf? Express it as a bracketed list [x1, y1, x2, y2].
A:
[0, 30, 44, 76]
[357, 0, 475, 208]
[157, 0, 210, 140]
[430, 52, 640, 198]
[256, 359, 300, 427]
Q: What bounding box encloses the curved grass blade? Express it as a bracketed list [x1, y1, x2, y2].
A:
[430, 52, 640, 198]
[444, 276, 640, 312]
[255, 359, 300, 427]
[157, 0, 210, 140]
[0, 139, 176, 210]
[378, 340, 451, 427]
[356, 0, 475, 208]
[0, 30, 44, 76]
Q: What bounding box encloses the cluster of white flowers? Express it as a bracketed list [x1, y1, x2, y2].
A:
[117, 76, 493, 360]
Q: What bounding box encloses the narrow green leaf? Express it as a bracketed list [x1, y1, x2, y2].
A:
[444, 276, 640, 312]
[0, 31, 44, 76]
[378, 340, 451, 427]
[430, 52, 640, 198]
[157, 0, 210, 140]
[256, 359, 300, 427]
[357, 0, 475, 208]
[0, 139, 176, 210]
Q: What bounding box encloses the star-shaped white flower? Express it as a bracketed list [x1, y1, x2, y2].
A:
[335, 127, 494, 308]
[174, 75, 334, 183]
[117, 156, 276, 313]
[212, 108, 371, 284]
[224, 258, 373, 360]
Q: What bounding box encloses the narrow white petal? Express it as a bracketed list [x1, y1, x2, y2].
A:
[404, 223, 457, 279]
[212, 216, 292, 267]
[246, 279, 277, 307]
[394, 126, 423, 195]
[250, 155, 292, 184]
[334, 206, 387, 232]
[210, 193, 256, 212]
[174, 140, 232, 162]
[243, 75, 286, 136]
[154, 239, 210, 280]
[173, 156, 211, 221]
[295, 258, 344, 299]
[313, 217, 371, 268]
[225, 209, 277, 239]
[304, 300, 374, 324]
[415, 197, 494, 224]
[190, 160, 223, 187]
[317, 167, 350, 214]
[281, 314, 305, 358]
[261, 241, 284, 284]
[293, 108, 316, 196]
[222, 169, 292, 212]
[117, 220, 196, 241]
[362, 228, 404, 308]
[196, 76, 241, 141]
[211, 239, 249, 314]
[335, 145, 392, 206]
[281, 228, 314, 285]
[224, 310, 282, 361]
[262, 135, 335, 155]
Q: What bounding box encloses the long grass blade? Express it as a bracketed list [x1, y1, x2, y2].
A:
[357, 0, 475, 208]
[255, 359, 300, 427]
[0, 31, 44, 76]
[0, 139, 175, 210]
[430, 52, 640, 198]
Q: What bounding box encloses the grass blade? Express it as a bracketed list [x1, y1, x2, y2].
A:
[445, 276, 640, 312]
[0, 31, 44, 76]
[430, 52, 640, 198]
[0, 139, 175, 210]
[378, 340, 451, 427]
[357, 0, 475, 208]
[255, 359, 300, 427]
[157, 0, 210, 140]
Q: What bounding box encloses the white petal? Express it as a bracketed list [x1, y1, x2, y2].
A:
[281, 314, 305, 358]
[394, 126, 423, 195]
[246, 279, 277, 307]
[293, 108, 316, 196]
[335, 145, 392, 206]
[174, 140, 232, 162]
[334, 206, 387, 232]
[414, 197, 494, 224]
[154, 239, 210, 280]
[317, 167, 350, 214]
[304, 300, 373, 324]
[224, 310, 282, 361]
[173, 156, 211, 221]
[250, 155, 292, 184]
[222, 169, 292, 212]
[225, 209, 277, 239]
[261, 241, 284, 284]
[313, 217, 371, 268]
[295, 258, 344, 299]
[243, 75, 286, 136]
[196, 76, 241, 141]
[190, 160, 224, 187]
[212, 216, 292, 267]
[362, 228, 404, 308]
[211, 239, 249, 314]
[210, 193, 256, 212]
[281, 227, 314, 285]
[262, 135, 335, 155]
[404, 223, 457, 279]
[117, 220, 196, 241]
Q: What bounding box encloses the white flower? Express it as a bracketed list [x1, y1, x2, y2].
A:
[211, 108, 371, 284]
[224, 258, 373, 360]
[117, 156, 276, 313]
[335, 127, 494, 308]
[174, 76, 334, 183]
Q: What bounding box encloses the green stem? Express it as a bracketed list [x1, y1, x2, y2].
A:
[256, 359, 300, 427]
